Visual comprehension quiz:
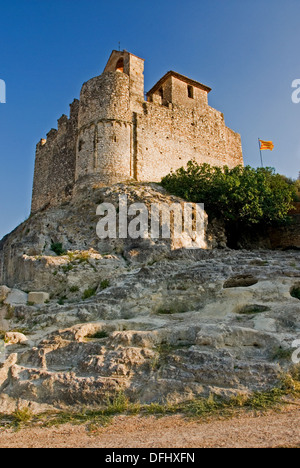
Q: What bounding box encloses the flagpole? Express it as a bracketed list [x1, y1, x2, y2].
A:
[258, 138, 263, 168]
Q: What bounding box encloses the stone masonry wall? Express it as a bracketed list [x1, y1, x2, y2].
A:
[134, 101, 243, 182]
[75, 72, 132, 189]
[31, 100, 79, 213]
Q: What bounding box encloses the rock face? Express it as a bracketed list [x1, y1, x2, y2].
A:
[0, 184, 299, 413]
[0, 286, 10, 302]
[0, 184, 225, 292]
[28, 292, 50, 305]
[0, 246, 299, 412]
[4, 289, 28, 306]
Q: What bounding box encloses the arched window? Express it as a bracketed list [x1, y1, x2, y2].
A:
[187, 85, 194, 99]
[116, 58, 124, 73]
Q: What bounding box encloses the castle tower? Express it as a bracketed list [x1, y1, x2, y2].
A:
[75, 51, 145, 190]
[104, 50, 145, 112]
[75, 72, 132, 190]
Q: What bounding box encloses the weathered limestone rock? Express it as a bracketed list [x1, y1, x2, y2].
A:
[28, 292, 50, 305]
[5, 332, 29, 345]
[223, 274, 259, 289]
[0, 353, 17, 386]
[0, 285, 10, 302]
[0, 184, 299, 413]
[4, 289, 28, 306]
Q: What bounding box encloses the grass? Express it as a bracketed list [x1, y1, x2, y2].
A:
[1, 375, 300, 432]
[82, 287, 97, 300]
[70, 286, 79, 293]
[67, 251, 90, 264]
[76, 252, 90, 264]
[272, 347, 293, 361]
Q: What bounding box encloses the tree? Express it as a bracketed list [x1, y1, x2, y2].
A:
[161, 162, 295, 227]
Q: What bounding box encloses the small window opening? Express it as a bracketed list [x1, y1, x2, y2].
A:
[159, 88, 164, 100]
[188, 85, 194, 99]
[116, 58, 124, 73]
[78, 139, 84, 151]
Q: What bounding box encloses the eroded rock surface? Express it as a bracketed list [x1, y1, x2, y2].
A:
[0, 247, 299, 412]
[0, 184, 299, 412]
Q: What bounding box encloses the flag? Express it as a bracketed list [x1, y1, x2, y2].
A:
[259, 140, 274, 151]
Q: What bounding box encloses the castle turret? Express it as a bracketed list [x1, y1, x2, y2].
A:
[104, 50, 145, 112]
[75, 71, 133, 190]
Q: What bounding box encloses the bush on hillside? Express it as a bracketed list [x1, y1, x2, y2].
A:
[161, 162, 295, 227]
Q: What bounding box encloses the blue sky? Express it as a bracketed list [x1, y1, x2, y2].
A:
[0, 0, 300, 239]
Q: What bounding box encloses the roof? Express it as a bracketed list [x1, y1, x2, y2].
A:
[107, 50, 145, 62]
[146, 71, 211, 96]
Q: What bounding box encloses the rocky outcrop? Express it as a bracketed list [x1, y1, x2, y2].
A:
[0, 247, 299, 412]
[0, 184, 226, 292]
[0, 184, 299, 413]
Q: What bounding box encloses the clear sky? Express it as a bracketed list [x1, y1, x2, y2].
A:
[0, 0, 300, 239]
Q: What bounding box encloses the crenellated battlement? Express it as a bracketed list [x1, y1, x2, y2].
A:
[31, 99, 79, 213]
[31, 50, 243, 214]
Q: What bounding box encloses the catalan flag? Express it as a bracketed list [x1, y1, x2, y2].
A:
[259, 139, 274, 151]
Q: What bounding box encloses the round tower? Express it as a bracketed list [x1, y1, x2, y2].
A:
[75, 71, 132, 190]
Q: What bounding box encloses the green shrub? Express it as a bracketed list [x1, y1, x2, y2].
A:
[70, 286, 79, 293]
[161, 162, 295, 227]
[82, 287, 97, 300]
[58, 296, 67, 306]
[61, 264, 73, 273]
[50, 243, 66, 256]
[100, 279, 110, 290]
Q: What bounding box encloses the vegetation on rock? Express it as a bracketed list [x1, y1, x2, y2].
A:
[50, 243, 66, 256]
[161, 162, 296, 227]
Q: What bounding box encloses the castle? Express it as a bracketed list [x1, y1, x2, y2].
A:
[31, 50, 244, 213]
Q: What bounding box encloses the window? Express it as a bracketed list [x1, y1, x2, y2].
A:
[188, 85, 194, 99]
[159, 88, 164, 100]
[116, 58, 124, 73]
[78, 139, 84, 151]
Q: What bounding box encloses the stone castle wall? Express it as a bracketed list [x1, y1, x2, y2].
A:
[31, 100, 79, 213]
[31, 50, 244, 213]
[134, 102, 242, 182]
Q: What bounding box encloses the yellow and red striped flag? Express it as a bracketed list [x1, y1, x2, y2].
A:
[259, 139, 274, 151]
